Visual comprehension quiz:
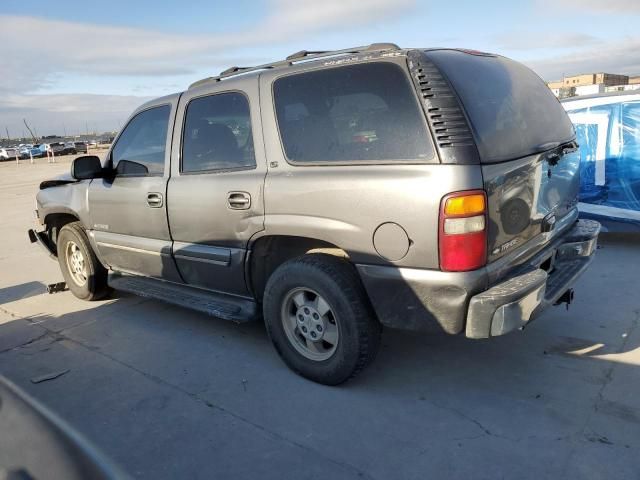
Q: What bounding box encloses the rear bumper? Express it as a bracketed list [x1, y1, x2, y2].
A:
[356, 219, 600, 337]
[466, 219, 599, 338]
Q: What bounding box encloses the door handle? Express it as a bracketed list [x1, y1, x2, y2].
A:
[227, 191, 251, 210]
[147, 192, 164, 208]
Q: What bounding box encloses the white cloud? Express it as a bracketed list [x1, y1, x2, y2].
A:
[1, 94, 151, 138]
[493, 32, 598, 51]
[0, 0, 415, 135]
[524, 36, 640, 80]
[263, 0, 414, 34]
[538, 0, 640, 13]
[0, 0, 414, 94]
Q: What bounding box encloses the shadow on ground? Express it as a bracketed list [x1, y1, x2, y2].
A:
[0, 281, 47, 304]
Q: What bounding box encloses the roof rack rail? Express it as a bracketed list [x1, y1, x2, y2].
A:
[188, 42, 401, 89]
[286, 50, 329, 61]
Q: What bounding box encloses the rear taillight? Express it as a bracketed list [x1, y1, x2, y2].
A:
[439, 190, 488, 272]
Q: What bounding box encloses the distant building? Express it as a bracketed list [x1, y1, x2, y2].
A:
[547, 80, 564, 97]
[605, 84, 640, 93]
[547, 72, 635, 98]
[629, 76, 640, 85]
[562, 72, 628, 87]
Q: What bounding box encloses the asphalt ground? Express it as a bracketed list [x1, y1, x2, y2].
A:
[1, 155, 639, 479]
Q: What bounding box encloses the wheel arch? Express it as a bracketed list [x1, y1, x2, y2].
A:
[247, 234, 350, 301]
[42, 211, 82, 256]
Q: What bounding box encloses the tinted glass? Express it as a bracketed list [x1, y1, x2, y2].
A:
[182, 92, 255, 172]
[426, 50, 575, 163]
[112, 105, 170, 175]
[274, 62, 433, 163]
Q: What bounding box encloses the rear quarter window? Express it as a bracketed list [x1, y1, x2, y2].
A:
[273, 62, 434, 164]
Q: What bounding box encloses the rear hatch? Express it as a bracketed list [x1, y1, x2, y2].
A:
[423, 49, 580, 263]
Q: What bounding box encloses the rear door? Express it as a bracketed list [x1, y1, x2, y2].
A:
[422, 50, 580, 263]
[167, 76, 266, 296]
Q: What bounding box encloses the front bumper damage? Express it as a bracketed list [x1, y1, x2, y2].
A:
[27, 228, 57, 259]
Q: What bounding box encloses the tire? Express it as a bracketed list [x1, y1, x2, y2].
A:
[56, 222, 109, 301]
[263, 254, 381, 385]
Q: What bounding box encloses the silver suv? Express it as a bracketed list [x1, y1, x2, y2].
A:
[28, 44, 600, 384]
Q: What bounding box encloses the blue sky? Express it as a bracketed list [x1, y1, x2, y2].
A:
[1, 0, 639, 136]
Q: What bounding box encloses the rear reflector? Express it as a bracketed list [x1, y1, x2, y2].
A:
[439, 190, 488, 272]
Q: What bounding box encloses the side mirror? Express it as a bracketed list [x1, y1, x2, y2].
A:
[71, 155, 103, 180]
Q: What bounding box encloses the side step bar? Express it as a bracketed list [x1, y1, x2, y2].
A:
[108, 273, 259, 323]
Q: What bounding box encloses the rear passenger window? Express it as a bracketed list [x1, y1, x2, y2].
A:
[273, 62, 433, 163]
[182, 92, 255, 173]
[112, 105, 170, 176]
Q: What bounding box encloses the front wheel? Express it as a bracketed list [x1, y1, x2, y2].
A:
[56, 222, 109, 301]
[263, 254, 381, 385]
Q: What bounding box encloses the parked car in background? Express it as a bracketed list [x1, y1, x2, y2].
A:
[20, 144, 44, 158]
[33, 144, 50, 157]
[29, 44, 600, 384]
[19, 145, 33, 158]
[88, 141, 97, 147]
[74, 141, 88, 154]
[62, 142, 77, 155]
[0, 147, 19, 160]
[563, 92, 640, 230]
[49, 142, 66, 156]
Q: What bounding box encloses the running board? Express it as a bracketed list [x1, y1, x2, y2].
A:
[108, 273, 259, 323]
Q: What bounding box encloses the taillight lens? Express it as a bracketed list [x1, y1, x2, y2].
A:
[439, 190, 488, 272]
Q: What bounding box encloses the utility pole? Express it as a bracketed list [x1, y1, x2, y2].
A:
[5, 127, 9, 142]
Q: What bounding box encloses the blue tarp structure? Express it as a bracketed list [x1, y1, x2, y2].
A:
[565, 97, 640, 227]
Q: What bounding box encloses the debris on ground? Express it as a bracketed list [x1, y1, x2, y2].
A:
[30, 369, 70, 384]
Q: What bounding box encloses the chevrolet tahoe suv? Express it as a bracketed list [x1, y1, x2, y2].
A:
[28, 44, 600, 385]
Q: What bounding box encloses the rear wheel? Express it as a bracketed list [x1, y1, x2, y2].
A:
[263, 254, 381, 385]
[57, 222, 109, 301]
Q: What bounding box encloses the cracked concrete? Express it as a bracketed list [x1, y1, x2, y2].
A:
[2, 157, 640, 479]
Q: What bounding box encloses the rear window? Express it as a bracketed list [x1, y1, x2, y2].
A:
[273, 62, 434, 163]
[425, 50, 575, 163]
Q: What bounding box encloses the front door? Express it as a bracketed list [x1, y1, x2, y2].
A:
[167, 77, 266, 296]
[89, 99, 181, 281]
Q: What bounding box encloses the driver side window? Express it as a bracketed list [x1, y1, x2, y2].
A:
[112, 105, 171, 176]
